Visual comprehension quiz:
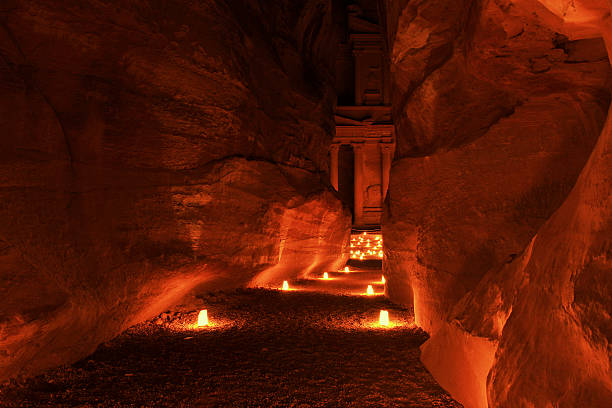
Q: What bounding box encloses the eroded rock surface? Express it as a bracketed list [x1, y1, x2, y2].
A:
[382, 0, 612, 406]
[0, 0, 350, 382]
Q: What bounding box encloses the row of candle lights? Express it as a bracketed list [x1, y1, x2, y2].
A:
[196, 308, 391, 327]
[282, 265, 387, 321]
[282, 279, 384, 292]
[282, 265, 385, 295]
[195, 266, 391, 328]
[282, 278, 383, 295]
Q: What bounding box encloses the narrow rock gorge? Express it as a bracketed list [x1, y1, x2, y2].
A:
[1, 1, 611, 407]
[383, 0, 612, 407]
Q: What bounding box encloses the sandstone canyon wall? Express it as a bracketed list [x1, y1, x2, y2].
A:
[383, 0, 612, 407]
[0, 0, 350, 382]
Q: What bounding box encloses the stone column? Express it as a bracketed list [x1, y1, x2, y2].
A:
[329, 144, 340, 191]
[353, 143, 365, 226]
[380, 143, 393, 200]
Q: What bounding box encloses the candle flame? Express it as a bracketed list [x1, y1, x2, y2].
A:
[344, 266, 350, 273]
[367, 285, 374, 296]
[282, 280, 289, 291]
[382, 276, 386, 284]
[197, 309, 208, 327]
[379, 310, 389, 326]
[323, 272, 329, 280]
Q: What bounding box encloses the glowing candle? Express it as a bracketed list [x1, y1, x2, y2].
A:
[367, 285, 374, 295]
[344, 266, 350, 273]
[381, 276, 386, 284]
[197, 309, 208, 327]
[323, 272, 329, 280]
[282, 280, 289, 291]
[379, 310, 389, 326]
[378, 251, 383, 258]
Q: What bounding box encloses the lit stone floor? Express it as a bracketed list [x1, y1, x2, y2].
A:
[1, 268, 462, 407]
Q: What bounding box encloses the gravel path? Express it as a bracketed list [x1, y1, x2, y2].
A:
[1, 271, 462, 407]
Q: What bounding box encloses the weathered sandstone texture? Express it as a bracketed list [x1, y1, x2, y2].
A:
[0, 0, 350, 382]
[383, 0, 612, 406]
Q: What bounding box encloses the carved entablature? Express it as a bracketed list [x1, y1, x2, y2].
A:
[334, 125, 394, 145]
[350, 33, 384, 53]
[335, 105, 391, 124]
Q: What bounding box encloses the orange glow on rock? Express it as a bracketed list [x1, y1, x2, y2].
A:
[197, 309, 208, 327]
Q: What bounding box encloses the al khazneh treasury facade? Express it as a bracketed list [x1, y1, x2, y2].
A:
[331, 3, 395, 228]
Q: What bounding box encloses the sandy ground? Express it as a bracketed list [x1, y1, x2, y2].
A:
[1, 268, 462, 407]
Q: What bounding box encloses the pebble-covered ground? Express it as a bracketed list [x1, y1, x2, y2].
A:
[1, 269, 462, 407]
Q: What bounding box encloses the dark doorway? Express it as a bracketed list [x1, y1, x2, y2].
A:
[338, 144, 354, 218]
